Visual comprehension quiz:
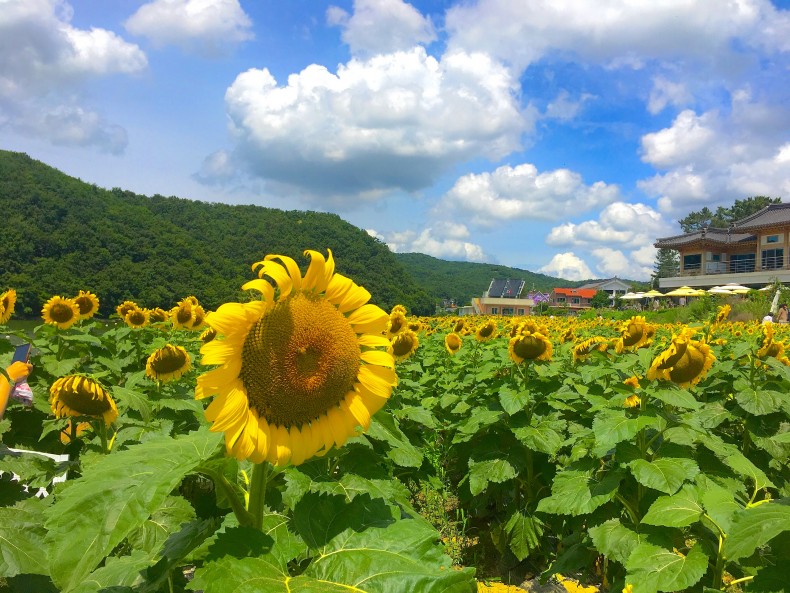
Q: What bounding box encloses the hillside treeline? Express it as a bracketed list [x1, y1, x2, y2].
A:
[0, 151, 435, 316]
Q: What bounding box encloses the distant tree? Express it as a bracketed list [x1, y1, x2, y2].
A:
[678, 196, 782, 232]
[590, 290, 611, 309]
[651, 248, 679, 288]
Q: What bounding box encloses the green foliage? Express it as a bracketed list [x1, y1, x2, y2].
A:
[590, 290, 611, 309]
[678, 196, 781, 232]
[0, 150, 435, 315]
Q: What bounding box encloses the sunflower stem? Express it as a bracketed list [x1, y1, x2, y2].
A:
[247, 461, 270, 530]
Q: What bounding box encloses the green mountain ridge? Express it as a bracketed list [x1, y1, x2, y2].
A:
[0, 150, 600, 317]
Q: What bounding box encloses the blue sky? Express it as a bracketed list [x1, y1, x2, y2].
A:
[3, 0, 790, 280]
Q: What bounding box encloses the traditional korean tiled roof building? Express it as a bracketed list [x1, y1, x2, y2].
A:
[654, 202, 790, 288]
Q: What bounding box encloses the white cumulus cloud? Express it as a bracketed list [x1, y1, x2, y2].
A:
[212, 47, 527, 203]
[438, 163, 620, 227]
[0, 0, 146, 152]
[444, 0, 790, 73]
[539, 252, 593, 281]
[546, 202, 671, 249]
[590, 247, 653, 280]
[327, 0, 436, 57]
[639, 91, 790, 215]
[125, 0, 253, 56]
[371, 223, 486, 262]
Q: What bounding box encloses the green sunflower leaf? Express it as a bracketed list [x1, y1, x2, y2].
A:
[588, 518, 641, 565]
[629, 457, 699, 495]
[723, 498, 790, 561]
[44, 428, 222, 592]
[504, 510, 544, 561]
[468, 457, 517, 495]
[192, 494, 474, 593]
[126, 495, 196, 556]
[625, 542, 708, 593]
[70, 551, 150, 593]
[536, 461, 624, 516]
[735, 389, 786, 416]
[366, 411, 423, 467]
[498, 386, 531, 416]
[112, 385, 153, 422]
[651, 388, 702, 410]
[641, 485, 704, 527]
[0, 502, 49, 577]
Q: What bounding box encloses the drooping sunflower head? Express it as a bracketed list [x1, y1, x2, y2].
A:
[42, 296, 80, 330]
[171, 299, 195, 329]
[49, 375, 118, 426]
[407, 320, 422, 333]
[116, 300, 138, 319]
[646, 329, 714, 387]
[453, 318, 467, 334]
[623, 394, 641, 408]
[0, 289, 17, 324]
[714, 304, 731, 324]
[623, 375, 641, 389]
[445, 332, 463, 355]
[200, 326, 217, 343]
[185, 295, 200, 307]
[146, 344, 192, 382]
[572, 336, 611, 362]
[389, 329, 419, 362]
[189, 305, 208, 330]
[197, 249, 397, 467]
[73, 290, 100, 320]
[387, 311, 407, 337]
[148, 307, 169, 324]
[615, 315, 652, 353]
[124, 308, 149, 329]
[391, 304, 407, 316]
[509, 331, 552, 364]
[475, 320, 497, 342]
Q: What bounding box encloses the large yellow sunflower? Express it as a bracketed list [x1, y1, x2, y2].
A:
[50, 375, 118, 426]
[73, 290, 100, 320]
[196, 249, 397, 466]
[0, 289, 17, 324]
[646, 329, 715, 388]
[42, 296, 80, 330]
[389, 329, 419, 362]
[146, 344, 192, 382]
[756, 323, 790, 365]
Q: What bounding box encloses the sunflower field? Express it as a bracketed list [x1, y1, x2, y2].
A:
[0, 253, 789, 593]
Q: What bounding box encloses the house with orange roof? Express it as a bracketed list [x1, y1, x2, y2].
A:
[549, 287, 599, 311]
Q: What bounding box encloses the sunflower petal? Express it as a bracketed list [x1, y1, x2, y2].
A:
[343, 392, 371, 430]
[258, 261, 293, 300]
[361, 350, 395, 369]
[337, 282, 372, 314]
[326, 405, 351, 447]
[325, 273, 354, 306]
[265, 254, 302, 294]
[241, 279, 275, 302]
[357, 334, 391, 349]
[358, 365, 397, 399]
[348, 304, 388, 335]
[206, 303, 253, 337]
[288, 425, 306, 466]
[302, 250, 327, 292]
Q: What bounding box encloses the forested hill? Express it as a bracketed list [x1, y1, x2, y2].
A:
[393, 253, 585, 307]
[0, 150, 435, 316]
